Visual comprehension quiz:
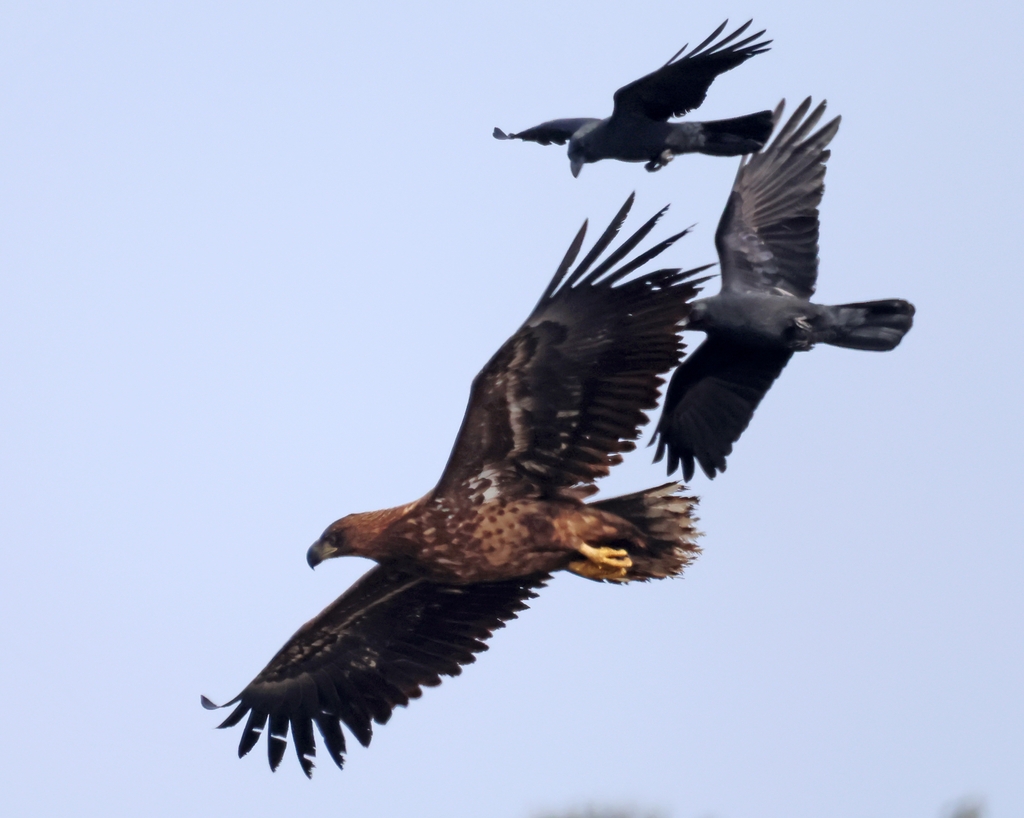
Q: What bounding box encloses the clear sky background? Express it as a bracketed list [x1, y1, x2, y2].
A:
[1, 2, 1022, 817]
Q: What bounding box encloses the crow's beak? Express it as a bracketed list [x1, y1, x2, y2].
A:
[570, 157, 584, 178]
[306, 539, 336, 569]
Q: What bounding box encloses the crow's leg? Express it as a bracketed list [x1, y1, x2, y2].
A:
[785, 316, 815, 351]
[644, 149, 675, 173]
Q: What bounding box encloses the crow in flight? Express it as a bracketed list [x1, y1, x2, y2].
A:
[652, 99, 915, 481]
[494, 20, 774, 177]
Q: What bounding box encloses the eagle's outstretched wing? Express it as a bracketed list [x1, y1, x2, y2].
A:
[202, 566, 547, 776]
[611, 20, 770, 122]
[433, 194, 711, 502]
[493, 118, 599, 146]
[717, 98, 840, 299]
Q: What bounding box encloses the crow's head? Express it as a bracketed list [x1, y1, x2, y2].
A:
[567, 121, 601, 177]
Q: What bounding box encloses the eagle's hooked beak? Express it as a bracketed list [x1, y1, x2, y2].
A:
[306, 539, 336, 569]
[570, 157, 584, 178]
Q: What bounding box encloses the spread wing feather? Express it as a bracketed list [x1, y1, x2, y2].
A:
[716, 98, 840, 299]
[653, 339, 792, 480]
[612, 20, 771, 122]
[202, 566, 548, 776]
[433, 193, 711, 501]
[493, 118, 600, 146]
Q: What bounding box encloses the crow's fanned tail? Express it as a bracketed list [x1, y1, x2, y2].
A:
[817, 299, 916, 351]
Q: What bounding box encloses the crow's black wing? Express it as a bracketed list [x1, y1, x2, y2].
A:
[653, 338, 791, 480]
[717, 98, 840, 300]
[203, 566, 547, 776]
[612, 21, 770, 122]
[493, 118, 600, 146]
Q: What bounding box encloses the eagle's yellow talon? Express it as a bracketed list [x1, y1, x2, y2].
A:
[569, 544, 632, 581]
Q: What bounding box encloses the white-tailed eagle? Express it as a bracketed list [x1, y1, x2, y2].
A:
[203, 195, 708, 775]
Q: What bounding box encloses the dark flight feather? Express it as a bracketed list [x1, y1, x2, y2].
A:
[493, 118, 599, 146]
[203, 566, 547, 776]
[434, 195, 710, 501]
[612, 21, 771, 122]
[716, 98, 839, 299]
[654, 339, 792, 480]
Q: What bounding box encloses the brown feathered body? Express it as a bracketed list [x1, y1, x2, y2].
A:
[309, 195, 708, 584]
[321, 487, 697, 583]
[205, 195, 707, 776]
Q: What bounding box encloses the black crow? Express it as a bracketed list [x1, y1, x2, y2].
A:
[494, 20, 774, 177]
[652, 98, 915, 481]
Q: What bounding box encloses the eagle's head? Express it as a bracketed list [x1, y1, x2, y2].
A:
[306, 518, 353, 568]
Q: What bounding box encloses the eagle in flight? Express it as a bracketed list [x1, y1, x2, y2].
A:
[652, 99, 915, 481]
[203, 196, 709, 776]
[494, 20, 774, 176]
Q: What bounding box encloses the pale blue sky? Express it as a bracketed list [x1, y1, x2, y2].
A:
[1, 2, 1022, 817]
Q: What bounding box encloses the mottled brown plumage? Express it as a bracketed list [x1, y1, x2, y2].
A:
[203, 195, 706, 775]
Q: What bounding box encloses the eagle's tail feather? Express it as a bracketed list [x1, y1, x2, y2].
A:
[589, 482, 701, 580]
